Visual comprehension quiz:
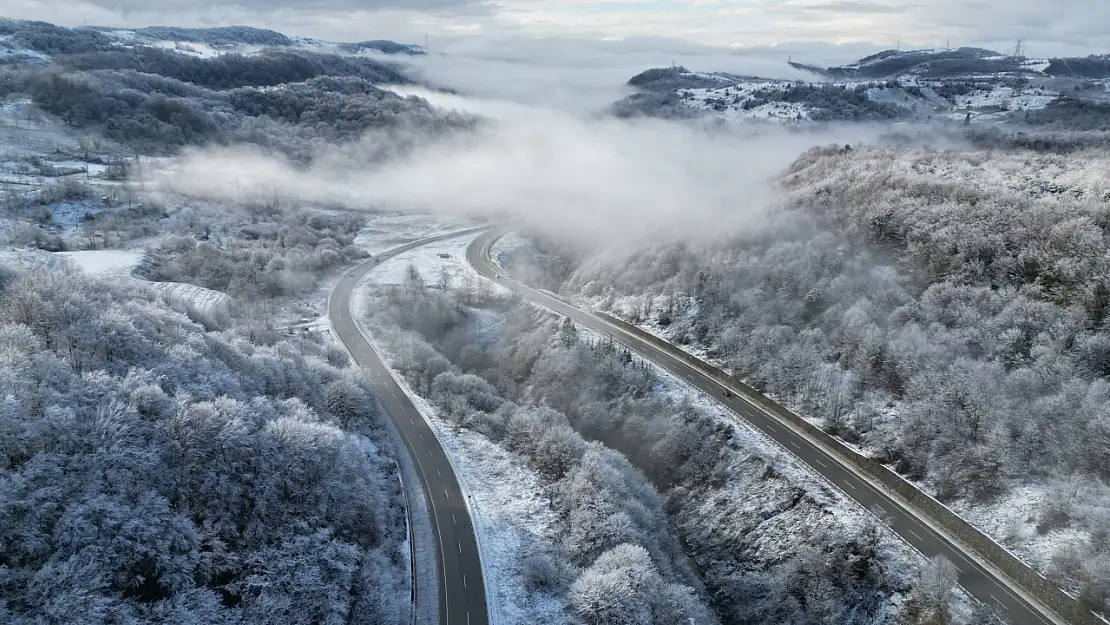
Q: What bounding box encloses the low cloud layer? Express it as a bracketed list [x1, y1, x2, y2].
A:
[398, 37, 878, 112]
[145, 87, 872, 249]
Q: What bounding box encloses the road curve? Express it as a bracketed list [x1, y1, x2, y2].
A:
[467, 229, 1071, 625]
[329, 229, 490, 625]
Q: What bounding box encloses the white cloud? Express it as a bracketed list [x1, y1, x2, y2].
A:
[4, 0, 1107, 57]
[143, 85, 881, 250]
[393, 36, 879, 112]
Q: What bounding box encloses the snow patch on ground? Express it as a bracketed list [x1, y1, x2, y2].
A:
[369, 233, 510, 298]
[947, 481, 1109, 587]
[44, 249, 230, 314]
[951, 85, 1058, 111]
[145, 39, 241, 59]
[57, 249, 142, 280]
[355, 213, 476, 256]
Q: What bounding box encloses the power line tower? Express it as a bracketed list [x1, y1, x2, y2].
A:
[1012, 38, 1025, 61]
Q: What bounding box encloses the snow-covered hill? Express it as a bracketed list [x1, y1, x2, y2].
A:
[621, 58, 1110, 126]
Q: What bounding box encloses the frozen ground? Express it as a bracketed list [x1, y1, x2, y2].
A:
[354, 230, 568, 625]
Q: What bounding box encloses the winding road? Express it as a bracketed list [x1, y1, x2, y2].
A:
[467, 229, 1078, 625]
[329, 229, 490, 625]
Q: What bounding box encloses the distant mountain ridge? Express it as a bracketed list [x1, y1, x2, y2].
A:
[125, 26, 295, 47]
[618, 46, 1110, 127]
[0, 18, 423, 58]
[795, 46, 1110, 80]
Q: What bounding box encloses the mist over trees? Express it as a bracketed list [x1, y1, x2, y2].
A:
[521, 143, 1110, 612]
[0, 269, 408, 624]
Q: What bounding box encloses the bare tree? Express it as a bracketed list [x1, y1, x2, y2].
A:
[909, 555, 959, 625]
[436, 266, 451, 293]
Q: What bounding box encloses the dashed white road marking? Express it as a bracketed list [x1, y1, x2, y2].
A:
[814, 458, 827, 468]
[908, 529, 924, 541]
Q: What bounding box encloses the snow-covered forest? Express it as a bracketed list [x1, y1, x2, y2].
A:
[358, 259, 988, 625]
[505, 144, 1110, 613]
[1, 14, 1108, 625]
[0, 268, 408, 623]
[0, 20, 446, 623]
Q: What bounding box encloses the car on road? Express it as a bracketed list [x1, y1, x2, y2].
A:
[723, 389, 732, 398]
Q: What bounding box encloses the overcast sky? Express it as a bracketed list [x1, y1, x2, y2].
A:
[2, 0, 1107, 61]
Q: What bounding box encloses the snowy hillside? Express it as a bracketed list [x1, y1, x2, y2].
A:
[622, 61, 1109, 126]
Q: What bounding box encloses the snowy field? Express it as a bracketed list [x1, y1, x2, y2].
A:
[354, 213, 479, 256]
[950, 85, 1059, 111]
[39, 249, 232, 314]
[366, 232, 510, 298]
[354, 230, 567, 625]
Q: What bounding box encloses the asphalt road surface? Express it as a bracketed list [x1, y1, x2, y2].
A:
[467, 229, 1069, 625]
[330, 229, 489, 625]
